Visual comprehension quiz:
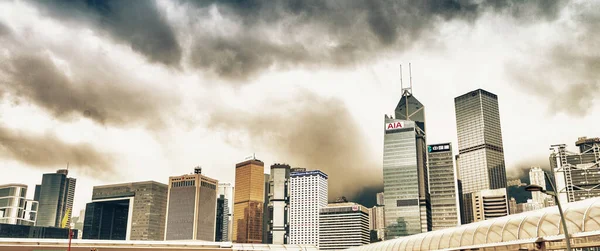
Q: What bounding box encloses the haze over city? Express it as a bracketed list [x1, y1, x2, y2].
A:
[0, 0, 598, 217]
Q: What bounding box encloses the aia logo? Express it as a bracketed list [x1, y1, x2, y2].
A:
[385, 122, 404, 131]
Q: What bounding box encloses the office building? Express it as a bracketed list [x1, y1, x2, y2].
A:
[529, 167, 549, 206]
[83, 181, 167, 240]
[35, 169, 76, 228]
[428, 143, 460, 230]
[216, 195, 229, 242]
[509, 197, 520, 215]
[165, 167, 218, 241]
[454, 89, 508, 224]
[520, 199, 543, 213]
[0, 223, 77, 239]
[551, 137, 600, 205]
[0, 184, 37, 226]
[289, 169, 328, 247]
[319, 202, 370, 250]
[72, 209, 85, 239]
[376, 192, 384, 206]
[218, 183, 234, 241]
[263, 173, 270, 244]
[472, 188, 509, 222]
[233, 158, 265, 243]
[268, 164, 291, 244]
[369, 205, 385, 241]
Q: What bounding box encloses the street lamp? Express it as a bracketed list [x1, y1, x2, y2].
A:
[525, 172, 571, 251]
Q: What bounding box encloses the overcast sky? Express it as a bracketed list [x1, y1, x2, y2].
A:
[0, 0, 598, 215]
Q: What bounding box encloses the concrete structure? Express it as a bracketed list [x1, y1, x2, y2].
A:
[472, 188, 509, 222]
[427, 143, 460, 230]
[165, 167, 218, 241]
[0, 184, 37, 226]
[267, 163, 291, 244]
[217, 182, 234, 241]
[215, 195, 229, 242]
[454, 89, 508, 224]
[289, 169, 328, 247]
[83, 181, 167, 241]
[0, 223, 77, 239]
[348, 197, 600, 251]
[319, 202, 370, 250]
[35, 169, 76, 228]
[550, 137, 600, 205]
[233, 158, 265, 243]
[529, 167, 550, 206]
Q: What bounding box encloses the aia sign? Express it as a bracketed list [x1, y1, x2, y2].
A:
[385, 121, 404, 131]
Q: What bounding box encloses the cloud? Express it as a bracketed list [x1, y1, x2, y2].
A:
[31, 0, 181, 66]
[0, 125, 114, 178]
[206, 90, 381, 202]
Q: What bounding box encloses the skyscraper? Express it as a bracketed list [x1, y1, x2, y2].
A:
[83, 181, 168, 240]
[550, 137, 600, 205]
[165, 167, 218, 241]
[218, 182, 234, 241]
[289, 169, 328, 247]
[268, 163, 291, 244]
[427, 143, 460, 230]
[233, 158, 265, 243]
[36, 169, 76, 228]
[215, 194, 229, 242]
[383, 85, 431, 238]
[319, 202, 370, 250]
[529, 167, 548, 207]
[454, 89, 507, 224]
[0, 184, 37, 226]
[262, 173, 270, 244]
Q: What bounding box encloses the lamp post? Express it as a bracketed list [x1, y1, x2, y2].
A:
[525, 172, 571, 251]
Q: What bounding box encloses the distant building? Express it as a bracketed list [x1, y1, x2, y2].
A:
[529, 167, 550, 206]
[509, 197, 520, 215]
[0, 184, 37, 226]
[216, 195, 229, 242]
[233, 158, 265, 243]
[218, 183, 234, 241]
[35, 169, 76, 228]
[319, 202, 370, 250]
[472, 188, 509, 222]
[551, 137, 600, 205]
[289, 169, 328, 247]
[376, 192, 384, 206]
[263, 173, 270, 244]
[520, 199, 543, 213]
[455, 89, 508, 224]
[369, 205, 385, 241]
[83, 181, 168, 241]
[72, 209, 85, 239]
[0, 223, 77, 239]
[428, 143, 460, 230]
[268, 164, 291, 244]
[507, 179, 525, 187]
[165, 167, 218, 241]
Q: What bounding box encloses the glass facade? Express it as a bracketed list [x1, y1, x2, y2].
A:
[0, 184, 36, 226]
[454, 89, 507, 224]
[428, 143, 460, 230]
[35, 170, 76, 228]
[215, 195, 229, 241]
[233, 159, 265, 243]
[83, 199, 130, 240]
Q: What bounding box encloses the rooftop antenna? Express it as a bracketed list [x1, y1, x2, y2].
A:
[400, 64, 404, 91]
[409, 63, 413, 90]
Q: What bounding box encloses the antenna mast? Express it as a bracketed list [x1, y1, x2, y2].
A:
[409, 63, 413, 90]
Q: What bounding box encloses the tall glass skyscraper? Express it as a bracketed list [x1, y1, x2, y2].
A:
[35, 169, 76, 228]
[233, 158, 265, 243]
[454, 89, 507, 224]
[383, 90, 431, 238]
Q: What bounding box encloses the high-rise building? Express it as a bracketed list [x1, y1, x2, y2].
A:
[319, 202, 370, 250]
[472, 188, 509, 222]
[218, 182, 234, 241]
[376, 192, 384, 206]
[454, 89, 508, 224]
[83, 181, 167, 240]
[551, 137, 600, 205]
[262, 173, 270, 244]
[216, 194, 229, 242]
[73, 209, 85, 239]
[427, 143, 460, 230]
[529, 167, 549, 206]
[36, 169, 76, 228]
[0, 184, 37, 226]
[369, 205, 385, 241]
[233, 158, 265, 243]
[268, 164, 291, 244]
[165, 167, 218, 241]
[509, 197, 520, 215]
[289, 169, 328, 247]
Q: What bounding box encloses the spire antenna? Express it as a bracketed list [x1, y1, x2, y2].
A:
[409, 63, 413, 90]
[400, 64, 403, 91]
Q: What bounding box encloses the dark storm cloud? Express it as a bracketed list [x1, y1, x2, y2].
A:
[508, 2, 599, 117]
[32, 0, 181, 66]
[0, 125, 114, 177]
[206, 90, 381, 202]
[183, 0, 566, 80]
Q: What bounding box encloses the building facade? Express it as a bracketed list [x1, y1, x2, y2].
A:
[216, 195, 229, 242]
[0, 223, 77, 239]
[369, 205, 385, 241]
[427, 143, 460, 230]
[165, 167, 218, 241]
[551, 137, 600, 205]
[233, 159, 265, 243]
[0, 184, 37, 226]
[218, 182, 234, 241]
[319, 202, 370, 250]
[263, 173, 270, 244]
[376, 193, 384, 206]
[454, 89, 508, 224]
[83, 181, 168, 240]
[289, 169, 328, 247]
[268, 164, 291, 244]
[35, 169, 76, 228]
[529, 167, 549, 207]
[472, 188, 509, 222]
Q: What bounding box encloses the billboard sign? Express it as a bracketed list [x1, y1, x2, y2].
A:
[385, 121, 405, 131]
[352, 205, 359, 211]
[428, 143, 451, 153]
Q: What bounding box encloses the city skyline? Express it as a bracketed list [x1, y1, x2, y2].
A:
[0, 0, 599, 217]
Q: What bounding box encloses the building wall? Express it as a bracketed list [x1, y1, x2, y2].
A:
[36, 170, 75, 228]
[83, 199, 130, 240]
[216, 195, 229, 241]
[529, 167, 548, 206]
[0, 184, 37, 226]
[269, 164, 290, 244]
[551, 142, 600, 205]
[197, 177, 217, 241]
[233, 160, 264, 243]
[0, 223, 77, 239]
[263, 174, 270, 244]
[289, 170, 328, 247]
[218, 183, 234, 241]
[428, 143, 460, 230]
[472, 188, 508, 222]
[319, 203, 370, 250]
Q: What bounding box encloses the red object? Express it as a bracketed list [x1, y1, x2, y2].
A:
[68, 228, 73, 251]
